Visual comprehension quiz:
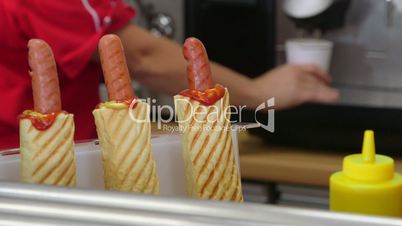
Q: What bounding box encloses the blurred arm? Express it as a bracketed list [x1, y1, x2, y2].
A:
[115, 25, 254, 107]
[112, 24, 338, 109]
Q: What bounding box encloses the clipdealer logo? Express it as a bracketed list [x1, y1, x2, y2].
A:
[254, 97, 275, 133]
[127, 97, 275, 133]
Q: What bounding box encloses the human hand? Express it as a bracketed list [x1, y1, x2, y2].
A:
[248, 64, 339, 110]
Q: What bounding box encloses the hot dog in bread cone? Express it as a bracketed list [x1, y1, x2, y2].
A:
[93, 34, 159, 194]
[20, 39, 76, 186]
[93, 102, 158, 193]
[174, 38, 243, 201]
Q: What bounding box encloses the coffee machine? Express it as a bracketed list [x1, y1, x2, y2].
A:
[283, 0, 350, 34]
[269, 0, 402, 152]
[186, 0, 402, 153]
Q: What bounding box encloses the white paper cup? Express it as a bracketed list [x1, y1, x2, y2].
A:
[286, 38, 334, 72]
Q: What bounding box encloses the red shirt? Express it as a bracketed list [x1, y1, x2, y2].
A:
[0, 0, 135, 149]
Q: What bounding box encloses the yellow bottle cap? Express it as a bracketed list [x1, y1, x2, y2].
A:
[343, 130, 394, 182]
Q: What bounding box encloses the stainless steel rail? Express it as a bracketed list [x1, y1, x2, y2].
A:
[0, 182, 401, 226]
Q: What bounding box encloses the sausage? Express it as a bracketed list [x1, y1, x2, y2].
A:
[98, 34, 134, 101]
[183, 37, 214, 91]
[28, 39, 62, 114]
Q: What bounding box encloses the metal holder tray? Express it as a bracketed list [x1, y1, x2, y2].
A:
[0, 182, 401, 226]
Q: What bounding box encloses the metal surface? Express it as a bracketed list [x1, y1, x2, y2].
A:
[278, 0, 402, 108]
[0, 213, 108, 226]
[0, 182, 401, 226]
[283, 0, 334, 18]
[387, 0, 396, 27]
[134, 0, 175, 38]
[131, 0, 183, 42]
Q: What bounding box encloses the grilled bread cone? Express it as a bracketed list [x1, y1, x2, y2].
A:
[175, 89, 243, 202]
[20, 112, 76, 186]
[93, 101, 159, 194]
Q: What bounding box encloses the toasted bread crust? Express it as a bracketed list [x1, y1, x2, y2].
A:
[93, 102, 159, 194]
[20, 113, 76, 186]
[175, 90, 243, 202]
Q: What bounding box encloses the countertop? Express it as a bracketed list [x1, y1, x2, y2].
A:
[152, 123, 402, 188]
[238, 131, 402, 187]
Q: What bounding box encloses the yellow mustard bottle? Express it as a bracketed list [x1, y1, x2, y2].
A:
[330, 130, 402, 217]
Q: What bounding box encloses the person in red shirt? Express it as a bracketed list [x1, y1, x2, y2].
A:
[0, 0, 338, 150]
